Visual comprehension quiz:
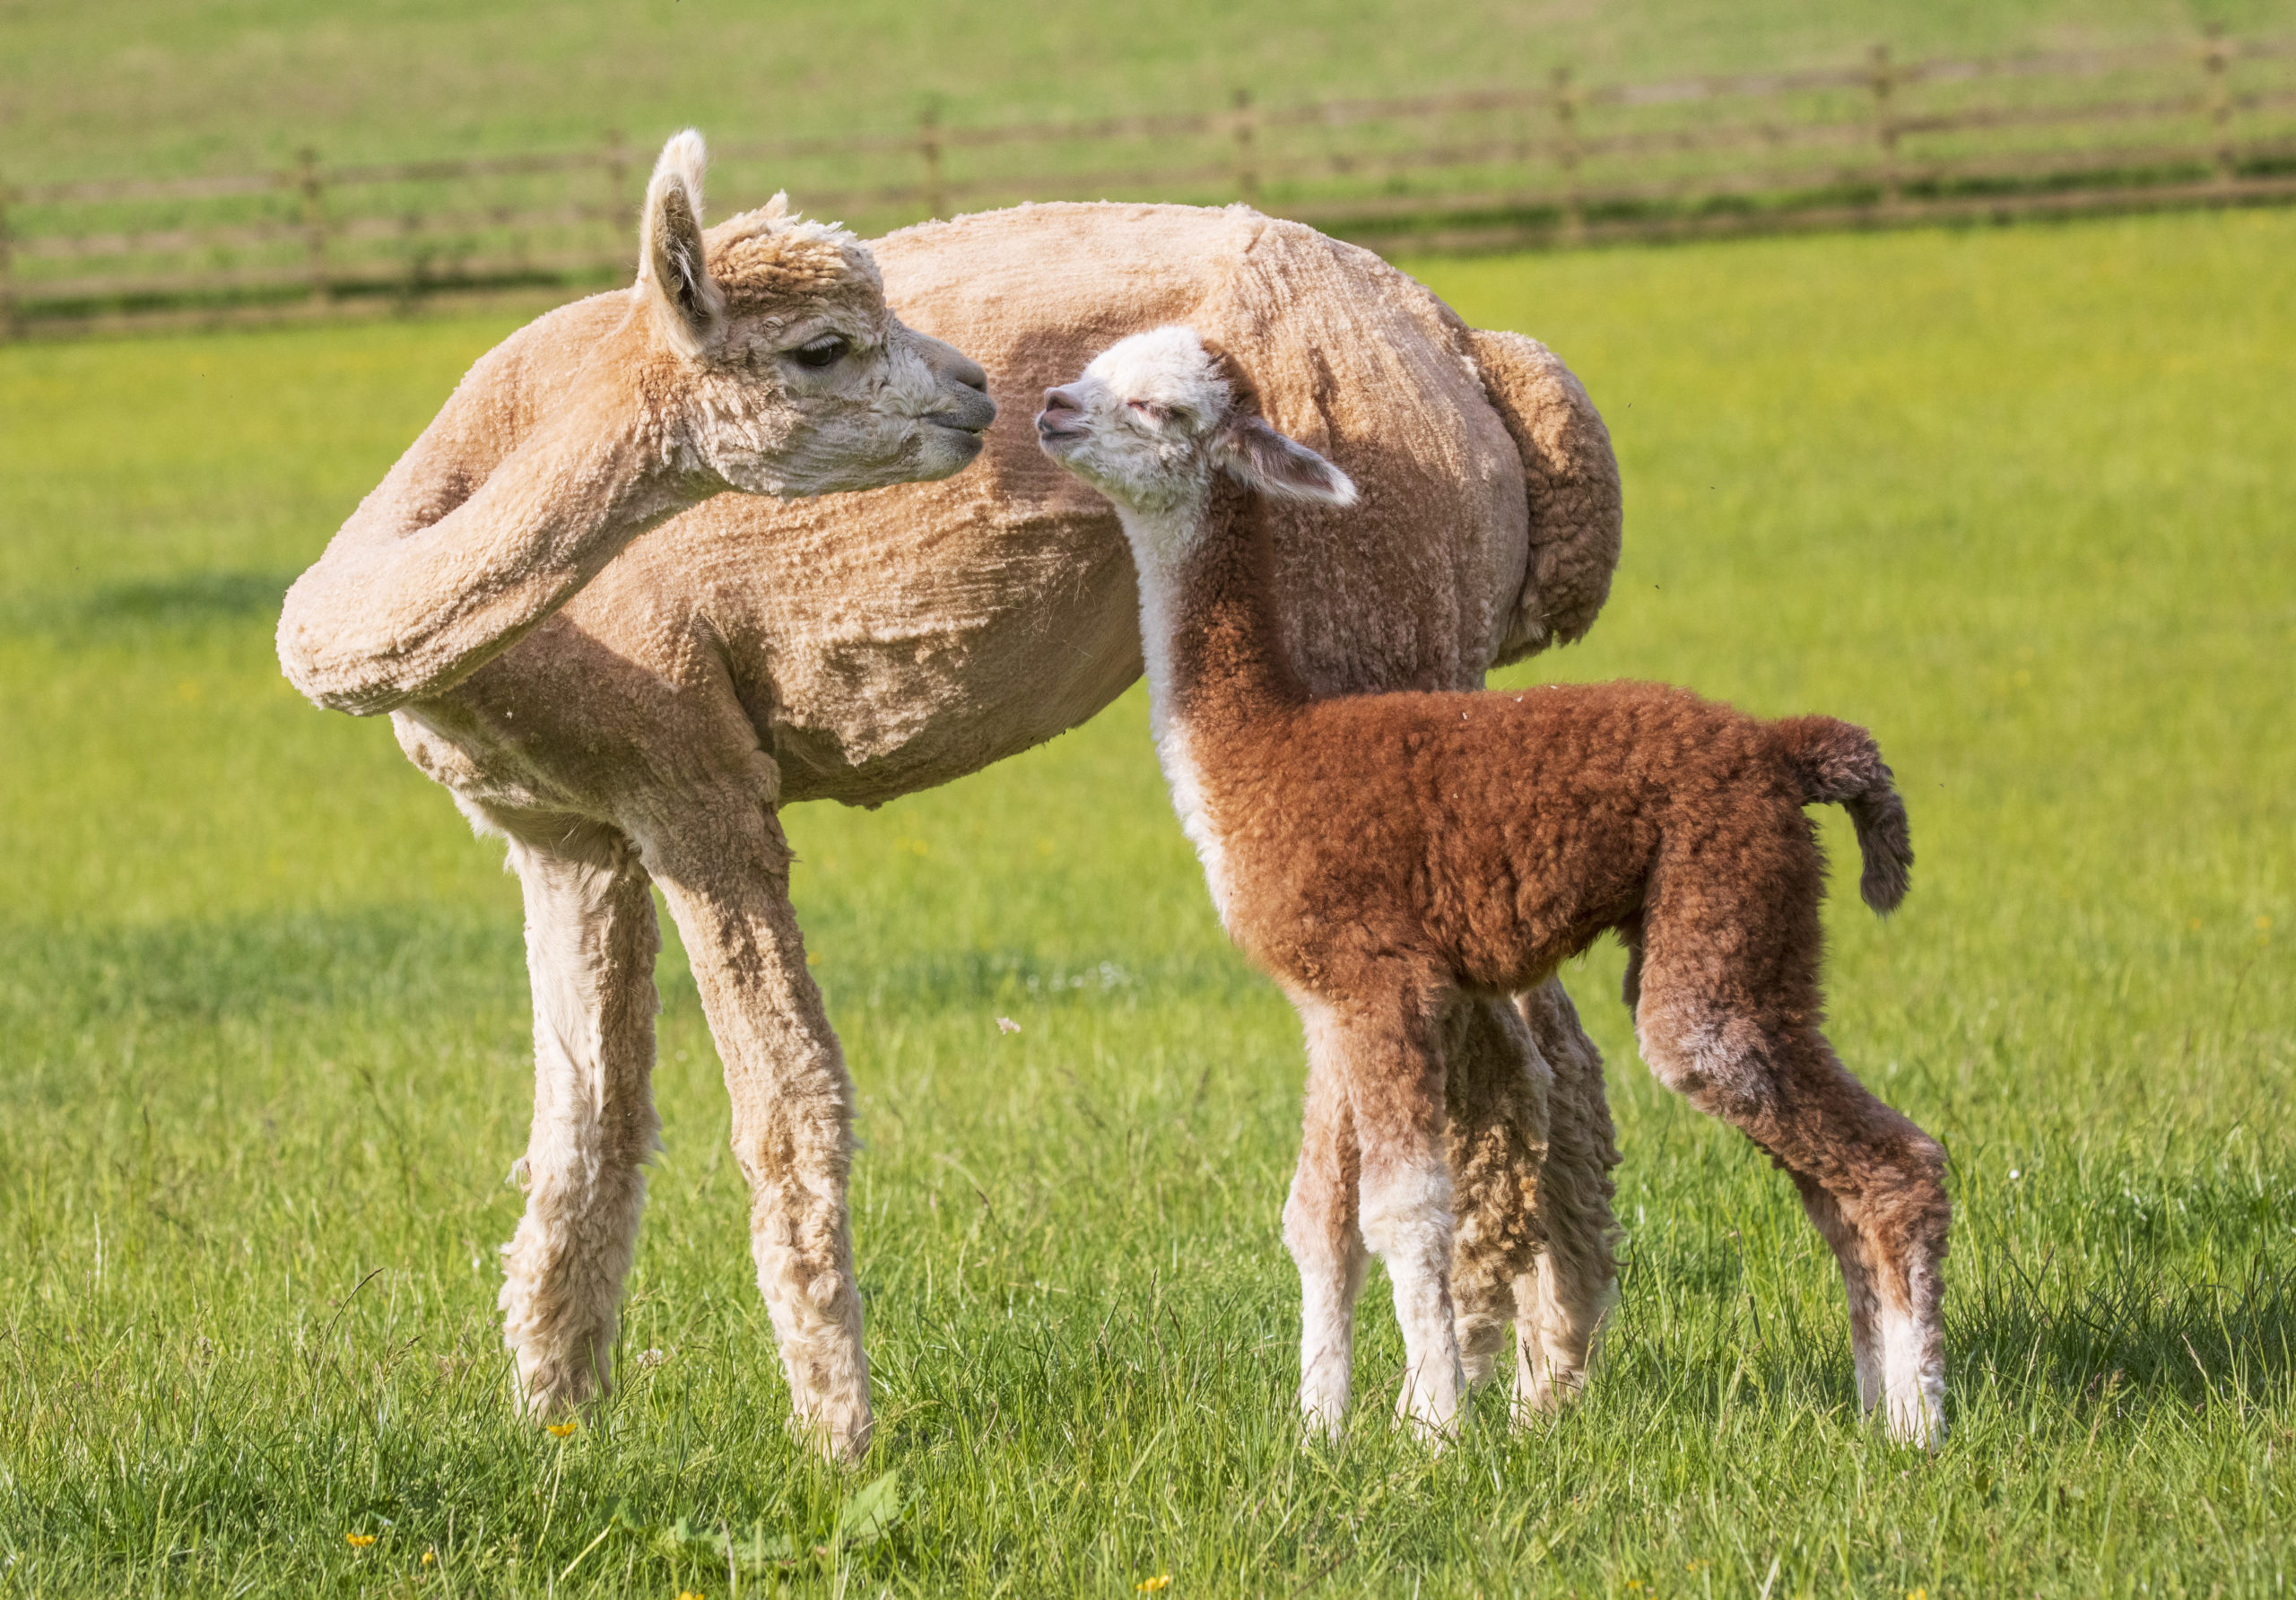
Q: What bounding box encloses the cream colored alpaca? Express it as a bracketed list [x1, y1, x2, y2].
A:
[280, 188, 1625, 1459]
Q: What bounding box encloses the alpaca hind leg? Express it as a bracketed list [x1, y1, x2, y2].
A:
[646, 800, 872, 1462]
[1283, 1017, 1368, 1433]
[1511, 979, 1622, 1421]
[491, 813, 662, 1419]
[1333, 980, 1466, 1440]
[1636, 986, 1949, 1446]
[1441, 996, 1552, 1394]
[1791, 1173, 1883, 1413]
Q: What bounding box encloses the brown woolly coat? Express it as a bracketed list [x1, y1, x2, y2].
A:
[1169, 480, 1911, 1029]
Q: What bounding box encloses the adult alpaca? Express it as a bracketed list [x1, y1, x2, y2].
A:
[280, 191, 1625, 1458]
[1034, 326, 1949, 1445]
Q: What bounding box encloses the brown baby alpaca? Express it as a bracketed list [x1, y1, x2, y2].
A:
[1039, 326, 1949, 1444]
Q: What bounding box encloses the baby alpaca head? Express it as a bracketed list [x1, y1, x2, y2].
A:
[1035, 326, 1357, 521]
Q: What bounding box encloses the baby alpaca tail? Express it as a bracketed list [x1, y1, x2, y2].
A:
[1769, 716, 1913, 914]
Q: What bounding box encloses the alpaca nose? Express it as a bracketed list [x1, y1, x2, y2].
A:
[1037, 387, 1086, 439]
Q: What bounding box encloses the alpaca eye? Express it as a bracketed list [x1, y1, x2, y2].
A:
[790, 335, 850, 370]
[1127, 399, 1169, 423]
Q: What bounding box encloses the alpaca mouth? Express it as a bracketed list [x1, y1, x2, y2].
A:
[923, 400, 996, 436]
[1035, 416, 1085, 445]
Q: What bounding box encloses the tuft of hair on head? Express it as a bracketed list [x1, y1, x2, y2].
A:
[636, 128, 725, 360]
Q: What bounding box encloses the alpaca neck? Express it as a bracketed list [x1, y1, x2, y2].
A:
[1117, 475, 1303, 926]
[279, 327, 713, 714]
[1120, 474, 1308, 751]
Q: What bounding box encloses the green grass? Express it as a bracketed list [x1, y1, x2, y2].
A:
[5, 0, 2290, 181]
[1, 206, 2292, 1596]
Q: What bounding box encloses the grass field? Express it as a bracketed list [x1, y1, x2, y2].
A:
[6, 0, 2290, 182]
[2, 206, 2292, 1596]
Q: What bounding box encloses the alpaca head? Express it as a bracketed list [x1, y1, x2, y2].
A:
[1035, 326, 1355, 529]
[632, 130, 996, 496]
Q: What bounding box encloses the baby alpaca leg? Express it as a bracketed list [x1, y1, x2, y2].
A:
[1511, 979, 1622, 1421]
[1335, 983, 1466, 1440]
[1441, 996, 1551, 1393]
[494, 815, 662, 1419]
[1637, 984, 1949, 1446]
[1791, 1173, 1883, 1413]
[1283, 1014, 1368, 1433]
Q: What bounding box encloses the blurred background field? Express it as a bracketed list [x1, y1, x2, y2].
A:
[8, 0, 2292, 176]
[6, 0, 2295, 330]
[1, 196, 2290, 1594]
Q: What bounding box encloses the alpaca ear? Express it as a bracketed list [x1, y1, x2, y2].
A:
[637, 129, 725, 360]
[1215, 415, 1359, 507]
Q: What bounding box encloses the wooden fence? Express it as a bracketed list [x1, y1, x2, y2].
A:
[5, 30, 2293, 336]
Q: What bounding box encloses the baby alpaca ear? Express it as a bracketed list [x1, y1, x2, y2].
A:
[1215, 415, 1359, 507]
[637, 129, 726, 361]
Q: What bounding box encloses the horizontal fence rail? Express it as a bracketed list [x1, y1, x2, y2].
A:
[4, 32, 2292, 336]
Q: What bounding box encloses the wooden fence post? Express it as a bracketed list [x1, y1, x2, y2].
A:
[296, 148, 331, 305]
[1870, 44, 1902, 211]
[2204, 25, 2236, 189]
[1552, 65, 1585, 244]
[918, 106, 945, 222]
[0, 182, 17, 342]
[1231, 89, 1260, 204]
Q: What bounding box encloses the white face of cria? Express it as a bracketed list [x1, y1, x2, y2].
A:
[1033, 326, 1357, 540]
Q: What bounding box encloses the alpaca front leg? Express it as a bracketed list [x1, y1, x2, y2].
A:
[1283, 1023, 1367, 1434]
[1510, 980, 1622, 1420]
[648, 804, 872, 1463]
[1337, 988, 1465, 1441]
[1361, 1159, 1465, 1439]
[493, 817, 662, 1418]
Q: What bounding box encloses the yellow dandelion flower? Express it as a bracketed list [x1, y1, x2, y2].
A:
[546, 1420, 579, 1438]
[422, 1550, 436, 1565]
[1138, 1576, 1171, 1593]
[677, 1591, 707, 1600]
[345, 1532, 377, 1548]
[1909, 1589, 1928, 1600]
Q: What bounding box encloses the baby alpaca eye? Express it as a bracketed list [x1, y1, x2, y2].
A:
[789, 335, 850, 370]
[1127, 399, 1170, 423]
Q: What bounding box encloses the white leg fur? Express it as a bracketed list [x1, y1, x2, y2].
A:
[1358, 1159, 1466, 1439]
[1882, 1259, 1948, 1446]
[1283, 1029, 1369, 1435]
[646, 800, 873, 1463]
[495, 821, 663, 1418]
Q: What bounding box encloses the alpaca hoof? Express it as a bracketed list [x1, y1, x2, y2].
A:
[1394, 1381, 1463, 1447]
[1510, 1364, 1587, 1427]
[795, 1396, 874, 1465]
[1299, 1394, 1348, 1441]
[1883, 1387, 1946, 1451]
[511, 1357, 605, 1422]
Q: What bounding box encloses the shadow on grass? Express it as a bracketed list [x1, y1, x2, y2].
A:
[3, 570, 297, 643]
[0, 909, 526, 1031]
[1958, 1240, 2296, 1411]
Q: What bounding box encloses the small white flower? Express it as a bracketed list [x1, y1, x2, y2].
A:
[2009, 1170, 2022, 1180]
[996, 1016, 1021, 1035]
